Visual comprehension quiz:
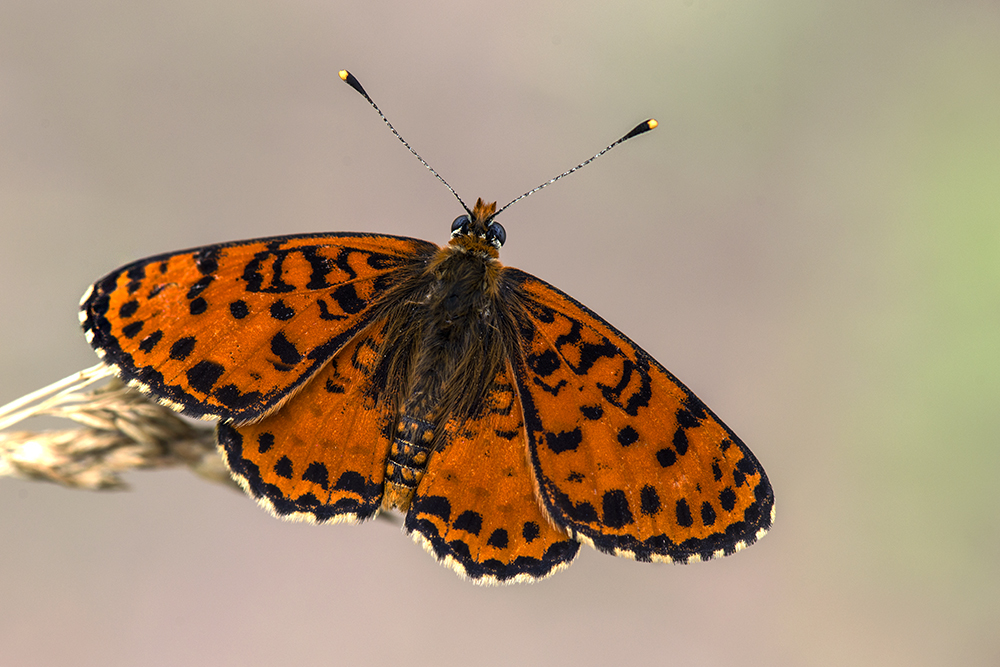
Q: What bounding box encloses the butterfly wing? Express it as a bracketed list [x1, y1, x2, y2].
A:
[81, 232, 437, 423]
[404, 367, 580, 583]
[217, 320, 392, 523]
[506, 269, 774, 563]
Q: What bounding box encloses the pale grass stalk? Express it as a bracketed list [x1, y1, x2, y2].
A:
[0, 365, 234, 491]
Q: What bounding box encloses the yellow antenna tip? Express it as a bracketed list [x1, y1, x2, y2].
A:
[339, 70, 368, 97]
[622, 119, 658, 141]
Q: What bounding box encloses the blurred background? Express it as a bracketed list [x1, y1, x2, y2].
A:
[2, 1, 999, 665]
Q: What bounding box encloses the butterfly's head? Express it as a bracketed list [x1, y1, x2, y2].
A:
[450, 198, 506, 252]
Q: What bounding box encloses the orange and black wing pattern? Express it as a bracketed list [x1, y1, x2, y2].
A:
[217, 320, 393, 523]
[80, 233, 437, 423]
[505, 269, 774, 563]
[405, 366, 580, 583]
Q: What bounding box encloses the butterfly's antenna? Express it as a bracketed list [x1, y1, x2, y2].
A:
[340, 70, 472, 216]
[491, 119, 658, 221]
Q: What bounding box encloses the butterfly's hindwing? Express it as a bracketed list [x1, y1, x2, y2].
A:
[81, 233, 437, 422]
[506, 269, 774, 563]
[218, 320, 394, 523]
[405, 367, 580, 583]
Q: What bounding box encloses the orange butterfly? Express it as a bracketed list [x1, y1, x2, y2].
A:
[79, 71, 773, 583]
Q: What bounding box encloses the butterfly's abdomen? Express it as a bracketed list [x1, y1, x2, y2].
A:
[383, 415, 435, 509]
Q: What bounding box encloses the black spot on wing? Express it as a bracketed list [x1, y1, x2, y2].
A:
[302, 462, 330, 490]
[187, 275, 214, 298]
[189, 298, 208, 315]
[446, 539, 473, 562]
[118, 300, 139, 318]
[187, 360, 225, 394]
[673, 429, 689, 456]
[454, 510, 483, 535]
[274, 456, 293, 479]
[736, 456, 758, 476]
[121, 320, 144, 339]
[522, 522, 541, 543]
[719, 487, 737, 512]
[617, 425, 639, 446]
[294, 492, 320, 508]
[545, 428, 582, 454]
[332, 284, 365, 314]
[656, 447, 677, 468]
[570, 339, 619, 376]
[270, 300, 295, 321]
[701, 501, 717, 526]
[675, 499, 693, 528]
[301, 246, 335, 290]
[601, 489, 634, 528]
[170, 336, 196, 361]
[486, 529, 509, 549]
[125, 265, 145, 294]
[270, 332, 302, 366]
[193, 248, 219, 275]
[417, 495, 451, 522]
[527, 350, 560, 377]
[214, 384, 263, 412]
[138, 330, 162, 353]
[229, 300, 249, 319]
[640, 485, 661, 516]
[676, 407, 699, 429]
[334, 471, 367, 495]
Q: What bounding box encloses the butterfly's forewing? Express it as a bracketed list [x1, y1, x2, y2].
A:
[217, 321, 392, 523]
[405, 367, 580, 583]
[81, 233, 437, 423]
[507, 269, 774, 563]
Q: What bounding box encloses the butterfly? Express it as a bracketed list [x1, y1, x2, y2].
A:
[79, 71, 773, 584]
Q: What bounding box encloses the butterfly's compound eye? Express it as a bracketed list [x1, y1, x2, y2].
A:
[451, 215, 470, 235]
[488, 221, 506, 247]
